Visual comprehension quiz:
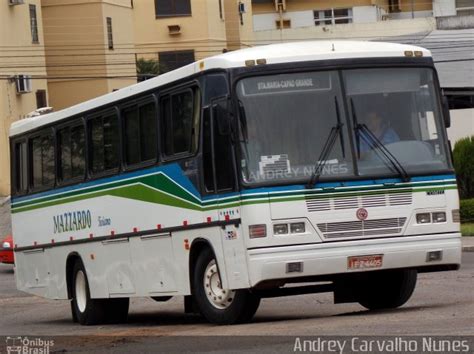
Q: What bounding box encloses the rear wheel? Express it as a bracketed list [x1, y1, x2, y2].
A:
[193, 248, 260, 325]
[357, 269, 417, 310]
[71, 260, 129, 325]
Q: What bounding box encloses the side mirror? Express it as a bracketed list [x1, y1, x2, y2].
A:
[213, 99, 232, 135]
[442, 95, 451, 128]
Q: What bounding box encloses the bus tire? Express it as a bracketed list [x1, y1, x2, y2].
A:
[71, 260, 107, 325]
[357, 269, 417, 310]
[104, 298, 129, 324]
[193, 248, 260, 325]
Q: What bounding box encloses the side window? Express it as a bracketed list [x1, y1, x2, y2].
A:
[161, 88, 199, 158]
[14, 141, 28, 194]
[30, 132, 55, 189]
[89, 113, 119, 174]
[123, 101, 157, 166]
[58, 124, 85, 182]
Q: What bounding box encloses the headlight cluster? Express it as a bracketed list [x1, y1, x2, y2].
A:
[416, 212, 446, 224]
[249, 222, 307, 238]
[274, 222, 306, 235]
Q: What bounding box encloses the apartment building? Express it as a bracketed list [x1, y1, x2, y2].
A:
[0, 0, 49, 196]
[41, 0, 137, 111]
[132, 0, 242, 73]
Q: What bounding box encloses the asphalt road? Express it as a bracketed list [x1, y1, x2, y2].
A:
[0, 253, 473, 353]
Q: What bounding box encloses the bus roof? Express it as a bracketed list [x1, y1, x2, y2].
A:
[10, 41, 431, 137]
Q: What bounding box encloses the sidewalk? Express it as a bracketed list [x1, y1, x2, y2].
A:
[462, 237, 474, 252]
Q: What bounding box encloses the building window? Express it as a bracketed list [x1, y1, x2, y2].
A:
[158, 50, 195, 73]
[29, 4, 39, 43]
[36, 90, 47, 109]
[106, 17, 113, 50]
[123, 101, 157, 165]
[58, 125, 86, 182]
[30, 132, 55, 189]
[388, 0, 401, 13]
[314, 8, 353, 26]
[218, 0, 223, 19]
[155, 0, 191, 17]
[89, 113, 120, 174]
[276, 19, 291, 29]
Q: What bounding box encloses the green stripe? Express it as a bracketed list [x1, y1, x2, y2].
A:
[11, 173, 457, 214]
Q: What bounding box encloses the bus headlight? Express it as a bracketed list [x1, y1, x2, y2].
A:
[273, 224, 289, 235]
[290, 222, 305, 234]
[416, 213, 431, 224]
[432, 212, 446, 223]
[249, 224, 267, 238]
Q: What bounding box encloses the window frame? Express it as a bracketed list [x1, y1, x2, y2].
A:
[11, 138, 29, 197]
[121, 95, 159, 171]
[56, 118, 87, 187]
[106, 17, 114, 50]
[154, 0, 192, 18]
[314, 8, 353, 26]
[28, 128, 56, 193]
[87, 108, 121, 179]
[159, 84, 201, 162]
[29, 4, 39, 44]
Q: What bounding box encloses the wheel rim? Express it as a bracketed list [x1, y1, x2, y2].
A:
[203, 259, 235, 310]
[75, 270, 87, 313]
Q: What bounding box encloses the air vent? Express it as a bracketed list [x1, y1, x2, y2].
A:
[334, 196, 358, 210]
[317, 217, 407, 239]
[306, 191, 412, 212]
[305, 197, 331, 212]
[389, 192, 413, 206]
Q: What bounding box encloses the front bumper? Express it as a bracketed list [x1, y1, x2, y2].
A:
[247, 233, 461, 287]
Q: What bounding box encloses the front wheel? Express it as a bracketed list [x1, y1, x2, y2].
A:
[193, 248, 260, 325]
[71, 260, 129, 325]
[357, 269, 417, 310]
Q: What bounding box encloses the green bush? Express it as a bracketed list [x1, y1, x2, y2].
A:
[460, 199, 474, 223]
[453, 136, 474, 199]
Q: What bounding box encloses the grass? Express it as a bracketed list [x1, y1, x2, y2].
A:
[461, 223, 474, 236]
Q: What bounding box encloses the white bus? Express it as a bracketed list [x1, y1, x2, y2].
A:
[10, 41, 461, 325]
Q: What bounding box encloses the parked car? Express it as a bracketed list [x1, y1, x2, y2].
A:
[0, 235, 14, 264]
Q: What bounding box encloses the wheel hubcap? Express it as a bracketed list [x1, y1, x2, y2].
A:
[75, 270, 87, 313]
[203, 259, 235, 309]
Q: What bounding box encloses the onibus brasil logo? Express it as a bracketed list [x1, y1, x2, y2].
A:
[5, 336, 54, 354]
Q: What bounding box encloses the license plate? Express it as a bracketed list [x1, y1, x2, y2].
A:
[348, 255, 383, 270]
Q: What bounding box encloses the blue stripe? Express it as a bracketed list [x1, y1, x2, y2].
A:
[12, 168, 456, 205]
[12, 163, 201, 205]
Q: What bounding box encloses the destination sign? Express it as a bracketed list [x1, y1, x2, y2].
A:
[240, 72, 332, 96]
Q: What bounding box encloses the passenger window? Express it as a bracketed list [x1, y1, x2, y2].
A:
[161, 88, 199, 157]
[58, 124, 85, 182]
[14, 141, 28, 194]
[30, 132, 55, 189]
[123, 101, 157, 166]
[89, 113, 119, 174]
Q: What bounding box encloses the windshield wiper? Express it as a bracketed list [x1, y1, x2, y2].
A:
[306, 97, 344, 189]
[350, 99, 410, 182]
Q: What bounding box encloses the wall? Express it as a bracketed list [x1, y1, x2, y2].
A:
[133, 0, 228, 62]
[447, 109, 474, 143]
[0, 1, 49, 196]
[41, 0, 136, 110]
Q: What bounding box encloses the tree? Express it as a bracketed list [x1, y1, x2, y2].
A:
[453, 136, 474, 199]
[136, 58, 160, 82]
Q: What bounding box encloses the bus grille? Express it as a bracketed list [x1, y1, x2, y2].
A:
[317, 217, 407, 239]
[306, 192, 412, 212]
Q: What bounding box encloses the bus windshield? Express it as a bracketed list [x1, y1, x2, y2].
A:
[236, 67, 450, 185]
